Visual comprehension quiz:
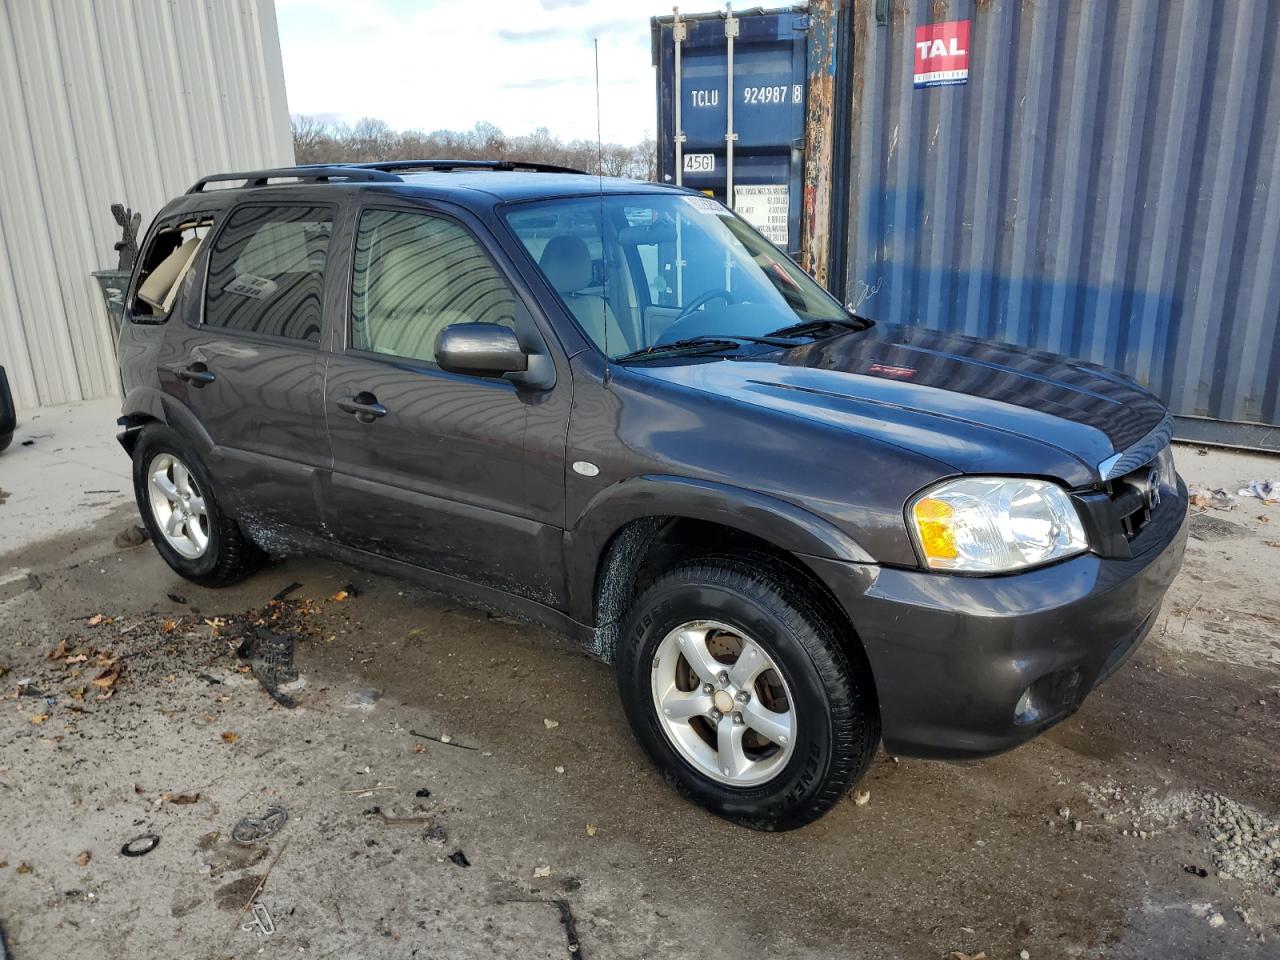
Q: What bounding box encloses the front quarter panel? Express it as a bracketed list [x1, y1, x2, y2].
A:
[564, 352, 954, 572]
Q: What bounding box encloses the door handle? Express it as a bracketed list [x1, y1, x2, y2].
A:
[337, 393, 388, 424]
[175, 362, 215, 386]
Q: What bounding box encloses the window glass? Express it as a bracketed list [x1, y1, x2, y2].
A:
[505, 194, 846, 358]
[351, 209, 516, 363]
[204, 205, 332, 342]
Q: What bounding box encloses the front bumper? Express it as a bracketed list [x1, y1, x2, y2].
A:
[806, 493, 1188, 759]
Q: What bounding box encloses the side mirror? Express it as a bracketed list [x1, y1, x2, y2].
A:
[435, 323, 528, 377]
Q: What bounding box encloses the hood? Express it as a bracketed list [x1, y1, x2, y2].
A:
[631, 324, 1168, 486]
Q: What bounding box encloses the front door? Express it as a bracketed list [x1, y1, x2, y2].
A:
[156, 202, 337, 533]
[322, 203, 569, 605]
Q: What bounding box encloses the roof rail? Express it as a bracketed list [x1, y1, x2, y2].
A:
[346, 159, 589, 175]
[186, 165, 403, 194]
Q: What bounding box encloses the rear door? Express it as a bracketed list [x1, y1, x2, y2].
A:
[157, 201, 337, 533]
[321, 199, 571, 606]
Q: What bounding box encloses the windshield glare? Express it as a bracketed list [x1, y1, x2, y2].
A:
[504, 194, 848, 359]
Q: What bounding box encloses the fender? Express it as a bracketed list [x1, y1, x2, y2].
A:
[118, 386, 216, 456]
[563, 474, 876, 625]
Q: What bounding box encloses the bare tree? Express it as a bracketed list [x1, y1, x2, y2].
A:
[291, 114, 656, 181]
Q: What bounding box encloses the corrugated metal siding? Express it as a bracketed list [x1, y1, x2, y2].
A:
[842, 0, 1280, 436]
[0, 0, 293, 411]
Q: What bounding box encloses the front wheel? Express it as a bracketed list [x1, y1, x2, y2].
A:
[131, 424, 260, 587]
[616, 557, 879, 830]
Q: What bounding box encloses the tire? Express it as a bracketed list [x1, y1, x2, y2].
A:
[131, 423, 261, 587]
[616, 556, 880, 831]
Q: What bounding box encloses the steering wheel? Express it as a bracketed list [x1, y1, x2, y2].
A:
[674, 288, 733, 324]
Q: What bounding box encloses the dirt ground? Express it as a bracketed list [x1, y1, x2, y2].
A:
[1, 439, 1279, 960]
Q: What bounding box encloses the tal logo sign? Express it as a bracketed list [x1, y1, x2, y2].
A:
[914, 19, 970, 89]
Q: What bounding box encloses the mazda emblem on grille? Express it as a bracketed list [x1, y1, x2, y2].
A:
[1145, 467, 1162, 511]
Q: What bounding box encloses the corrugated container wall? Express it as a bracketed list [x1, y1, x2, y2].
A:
[842, 0, 1280, 448]
[0, 0, 294, 411]
[653, 8, 810, 258]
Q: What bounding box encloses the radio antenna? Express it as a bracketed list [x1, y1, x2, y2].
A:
[594, 36, 608, 357]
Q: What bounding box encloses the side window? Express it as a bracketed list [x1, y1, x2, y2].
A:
[130, 218, 213, 320]
[204, 205, 333, 342]
[351, 209, 516, 364]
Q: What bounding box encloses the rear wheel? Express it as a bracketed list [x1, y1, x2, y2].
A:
[616, 557, 879, 830]
[131, 424, 260, 587]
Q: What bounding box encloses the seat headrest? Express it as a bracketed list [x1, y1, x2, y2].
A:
[538, 235, 592, 294]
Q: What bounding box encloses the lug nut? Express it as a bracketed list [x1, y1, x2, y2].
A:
[732, 712, 743, 725]
[702, 683, 713, 694]
[735, 690, 750, 704]
[709, 708, 722, 722]
[717, 670, 730, 686]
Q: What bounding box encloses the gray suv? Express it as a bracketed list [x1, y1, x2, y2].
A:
[117, 161, 1188, 829]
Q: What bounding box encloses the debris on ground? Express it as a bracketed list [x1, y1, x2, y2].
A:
[1087, 784, 1280, 896]
[853, 790, 871, 806]
[120, 834, 160, 857]
[74, 850, 91, 866]
[1237, 479, 1280, 503]
[410, 729, 477, 750]
[1207, 911, 1226, 928]
[1188, 513, 1251, 541]
[448, 850, 471, 867]
[113, 524, 149, 548]
[221, 731, 238, 744]
[544, 718, 560, 730]
[270, 581, 303, 603]
[1187, 485, 1237, 510]
[586, 824, 598, 837]
[235, 626, 298, 708]
[232, 806, 288, 845]
[241, 900, 275, 936]
[948, 952, 986, 960]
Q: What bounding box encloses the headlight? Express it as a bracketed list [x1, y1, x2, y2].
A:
[909, 477, 1089, 573]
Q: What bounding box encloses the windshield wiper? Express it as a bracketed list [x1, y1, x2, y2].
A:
[613, 334, 793, 364]
[766, 315, 875, 340]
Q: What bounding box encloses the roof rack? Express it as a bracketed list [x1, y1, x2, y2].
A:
[347, 159, 589, 175]
[186, 165, 402, 194]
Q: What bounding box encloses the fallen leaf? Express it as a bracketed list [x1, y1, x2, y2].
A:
[221, 731, 238, 744]
[75, 851, 91, 867]
[1266, 541, 1280, 548]
[586, 824, 598, 837]
[86, 614, 111, 627]
[47, 639, 70, 661]
[69, 687, 86, 701]
[543, 718, 559, 730]
[330, 590, 349, 602]
[161, 792, 200, 805]
[533, 865, 551, 878]
[162, 618, 179, 634]
[16, 862, 32, 874]
[413, 743, 426, 754]
[91, 663, 122, 689]
[93, 651, 117, 667]
[30, 713, 49, 725]
[65, 653, 88, 664]
[853, 790, 871, 806]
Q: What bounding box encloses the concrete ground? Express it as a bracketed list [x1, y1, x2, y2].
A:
[1, 402, 1278, 960]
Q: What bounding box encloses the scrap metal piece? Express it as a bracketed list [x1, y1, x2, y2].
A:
[232, 806, 288, 845]
[241, 901, 275, 936]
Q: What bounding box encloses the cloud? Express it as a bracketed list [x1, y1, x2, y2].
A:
[276, 0, 659, 144]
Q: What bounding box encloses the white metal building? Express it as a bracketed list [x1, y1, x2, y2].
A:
[0, 0, 294, 411]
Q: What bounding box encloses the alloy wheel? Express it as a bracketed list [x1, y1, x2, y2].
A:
[146, 452, 210, 560]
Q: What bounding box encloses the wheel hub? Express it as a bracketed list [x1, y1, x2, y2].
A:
[650, 619, 796, 787]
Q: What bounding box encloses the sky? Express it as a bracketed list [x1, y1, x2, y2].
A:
[275, 0, 694, 145]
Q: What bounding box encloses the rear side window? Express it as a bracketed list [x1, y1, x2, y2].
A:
[204, 205, 333, 342]
[351, 209, 516, 363]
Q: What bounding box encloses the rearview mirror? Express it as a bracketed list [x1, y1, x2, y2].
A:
[435, 323, 528, 378]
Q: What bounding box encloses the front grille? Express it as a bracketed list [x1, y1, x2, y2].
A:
[1105, 445, 1175, 540]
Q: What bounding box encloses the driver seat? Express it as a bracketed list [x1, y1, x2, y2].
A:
[538, 236, 634, 354]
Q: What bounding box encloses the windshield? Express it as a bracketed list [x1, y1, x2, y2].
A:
[503, 193, 849, 359]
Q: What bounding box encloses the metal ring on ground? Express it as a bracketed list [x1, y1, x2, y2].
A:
[120, 834, 160, 857]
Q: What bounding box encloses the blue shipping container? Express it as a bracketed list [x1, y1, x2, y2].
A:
[651, 7, 809, 257]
